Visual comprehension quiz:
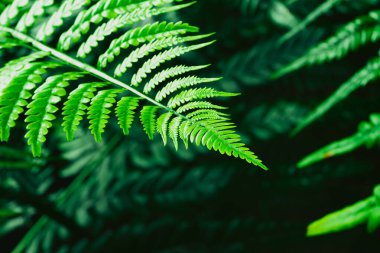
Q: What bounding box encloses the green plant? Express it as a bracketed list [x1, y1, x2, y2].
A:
[0, 0, 266, 169]
[307, 184, 380, 236]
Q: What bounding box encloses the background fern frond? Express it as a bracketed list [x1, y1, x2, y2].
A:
[298, 114, 380, 168]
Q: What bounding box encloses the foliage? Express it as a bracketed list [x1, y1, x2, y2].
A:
[0, 0, 266, 169]
[1, 0, 380, 252]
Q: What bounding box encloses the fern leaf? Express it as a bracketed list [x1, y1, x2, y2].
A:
[298, 114, 380, 168]
[36, 0, 92, 42]
[169, 116, 182, 150]
[78, 2, 195, 59]
[143, 64, 210, 94]
[0, 51, 48, 93]
[157, 112, 173, 145]
[131, 42, 213, 87]
[58, 0, 165, 50]
[25, 72, 84, 156]
[307, 197, 375, 237]
[155, 76, 221, 102]
[275, 9, 380, 77]
[168, 88, 239, 108]
[293, 55, 380, 134]
[88, 89, 122, 142]
[116, 96, 140, 135]
[177, 101, 226, 113]
[0, 1, 266, 168]
[15, 0, 53, 32]
[114, 34, 212, 77]
[62, 82, 106, 140]
[0, 62, 58, 142]
[0, 0, 30, 26]
[140, 105, 159, 140]
[98, 21, 199, 68]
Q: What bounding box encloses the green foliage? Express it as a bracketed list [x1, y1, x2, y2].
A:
[307, 184, 380, 236]
[0, 0, 266, 169]
[275, 9, 380, 134]
[298, 114, 380, 168]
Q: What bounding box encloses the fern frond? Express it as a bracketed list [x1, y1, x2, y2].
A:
[168, 88, 238, 108]
[169, 116, 182, 150]
[140, 105, 159, 140]
[25, 72, 84, 156]
[62, 82, 106, 140]
[177, 101, 227, 113]
[0, 0, 30, 26]
[58, 0, 178, 51]
[15, 0, 53, 33]
[298, 114, 380, 168]
[36, 0, 92, 42]
[143, 64, 210, 94]
[155, 76, 221, 102]
[157, 112, 173, 145]
[293, 55, 380, 134]
[88, 89, 122, 142]
[98, 21, 199, 69]
[275, 9, 380, 78]
[0, 1, 266, 169]
[116, 96, 140, 135]
[0, 62, 59, 142]
[307, 184, 380, 236]
[131, 42, 213, 87]
[115, 34, 212, 77]
[78, 2, 195, 59]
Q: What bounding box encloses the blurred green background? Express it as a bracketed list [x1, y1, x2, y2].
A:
[1, 0, 380, 252]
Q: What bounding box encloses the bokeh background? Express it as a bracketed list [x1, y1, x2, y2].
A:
[1, 0, 380, 252]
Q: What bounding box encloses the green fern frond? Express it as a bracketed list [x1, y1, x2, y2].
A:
[116, 96, 140, 135]
[307, 184, 380, 236]
[98, 21, 199, 69]
[0, 0, 266, 169]
[131, 42, 213, 87]
[62, 82, 106, 140]
[115, 33, 212, 77]
[143, 64, 211, 94]
[140, 105, 159, 140]
[36, 0, 92, 42]
[298, 114, 380, 168]
[293, 55, 380, 134]
[25, 72, 84, 156]
[0, 62, 59, 142]
[0, 0, 30, 27]
[15, 0, 53, 33]
[88, 89, 122, 142]
[157, 112, 172, 145]
[275, 9, 380, 78]
[169, 116, 182, 150]
[155, 76, 221, 102]
[167, 88, 238, 108]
